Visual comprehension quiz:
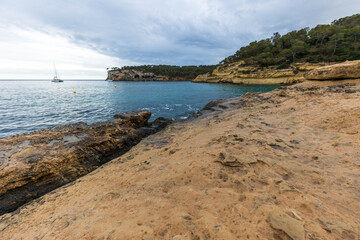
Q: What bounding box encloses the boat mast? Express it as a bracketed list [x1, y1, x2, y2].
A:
[53, 64, 58, 78]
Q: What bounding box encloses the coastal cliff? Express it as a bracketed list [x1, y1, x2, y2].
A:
[193, 61, 332, 85]
[0, 62, 359, 239]
[195, 14, 360, 85]
[107, 69, 190, 81]
[106, 65, 217, 81]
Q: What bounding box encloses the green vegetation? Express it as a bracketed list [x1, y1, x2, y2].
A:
[221, 14, 360, 67]
[109, 65, 217, 79]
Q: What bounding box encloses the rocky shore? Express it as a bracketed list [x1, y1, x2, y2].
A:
[0, 61, 359, 239]
[0, 111, 171, 215]
[193, 61, 332, 85]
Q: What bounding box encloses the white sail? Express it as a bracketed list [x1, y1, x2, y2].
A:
[51, 64, 64, 82]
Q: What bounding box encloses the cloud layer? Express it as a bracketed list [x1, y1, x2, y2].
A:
[0, 0, 359, 78]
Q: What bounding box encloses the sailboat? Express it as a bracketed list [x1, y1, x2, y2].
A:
[51, 64, 64, 82]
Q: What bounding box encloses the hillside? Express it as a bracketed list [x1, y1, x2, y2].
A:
[193, 14, 360, 85]
[221, 14, 360, 67]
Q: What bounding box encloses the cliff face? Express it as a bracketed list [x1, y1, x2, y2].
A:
[107, 69, 190, 81]
[193, 61, 330, 85]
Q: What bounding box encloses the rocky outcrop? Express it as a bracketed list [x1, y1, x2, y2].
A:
[1, 80, 359, 239]
[193, 61, 330, 85]
[318, 217, 355, 237]
[268, 210, 305, 240]
[0, 111, 171, 215]
[107, 69, 158, 81]
[107, 69, 189, 81]
[305, 60, 360, 80]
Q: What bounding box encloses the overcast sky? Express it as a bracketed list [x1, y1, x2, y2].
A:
[0, 0, 359, 79]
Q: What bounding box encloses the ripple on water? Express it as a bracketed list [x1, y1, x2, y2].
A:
[0, 81, 278, 138]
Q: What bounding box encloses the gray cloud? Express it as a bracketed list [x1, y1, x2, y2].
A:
[1, 0, 360, 67]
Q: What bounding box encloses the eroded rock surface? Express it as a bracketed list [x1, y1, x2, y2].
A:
[305, 60, 360, 80]
[0, 80, 359, 239]
[192, 61, 329, 85]
[0, 110, 171, 215]
[269, 210, 305, 240]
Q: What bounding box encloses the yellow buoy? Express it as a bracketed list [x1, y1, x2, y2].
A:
[73, 91, 76, 93]
[114, 85, 117, 88]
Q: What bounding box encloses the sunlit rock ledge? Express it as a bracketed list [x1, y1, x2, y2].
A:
[192, 61, 339, 85]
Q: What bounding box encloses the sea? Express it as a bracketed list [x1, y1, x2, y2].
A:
[0, 80, 278, 139]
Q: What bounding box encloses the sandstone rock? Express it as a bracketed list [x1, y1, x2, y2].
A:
[0, 110, 171, 215]
[192, 61, 326, 85]
[318, 217, 354, 236]
[278, 182, 299, 194]
[254, 194, 271, 208]
[268, 210, 305, 240]
[193, 73, 209, 82]
[216, 152, 257, 168]
[305, 60, 360, 80]
[107, 69, 157, 81]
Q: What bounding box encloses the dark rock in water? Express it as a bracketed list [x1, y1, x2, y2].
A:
[114, 111, 152, 126]
[0, 110, 171, 216]
[114, 110, 150, 120]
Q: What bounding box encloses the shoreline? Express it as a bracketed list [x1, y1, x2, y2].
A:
[0, 81, 278, 140]
[0, 111, 172, 215]
[0, 85, 277, 214]
[0, 79, 359, 239]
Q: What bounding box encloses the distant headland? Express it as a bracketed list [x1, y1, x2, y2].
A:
[108, 14, 360, 85]
[106, 65, 217, 81]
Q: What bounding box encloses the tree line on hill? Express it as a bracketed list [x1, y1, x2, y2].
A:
[108, 65, 217, 79]
[221, 14, 360, 68]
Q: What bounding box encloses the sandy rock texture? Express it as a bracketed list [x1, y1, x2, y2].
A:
[0, 111, 170, 216]
[0, 81, 359, 239]
[192, 61, 330, 85]
[305, 60, 360, 80]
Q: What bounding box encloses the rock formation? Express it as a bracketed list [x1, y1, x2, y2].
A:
[107, 69, 189, 81]
[193, 61, 331, 85]
[269, 210, 305, 240]
[0, 111, 171, 215]
[0, 79, 359, 239]
[305, 60, 360, 80]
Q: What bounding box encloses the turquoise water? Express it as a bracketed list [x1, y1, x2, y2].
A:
[0, 80, 278, 139]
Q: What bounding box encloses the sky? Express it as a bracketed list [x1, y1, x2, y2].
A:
[0, 0, 359, 79]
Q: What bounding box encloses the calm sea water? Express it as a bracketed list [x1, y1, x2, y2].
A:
[0, 80, 278, 139]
